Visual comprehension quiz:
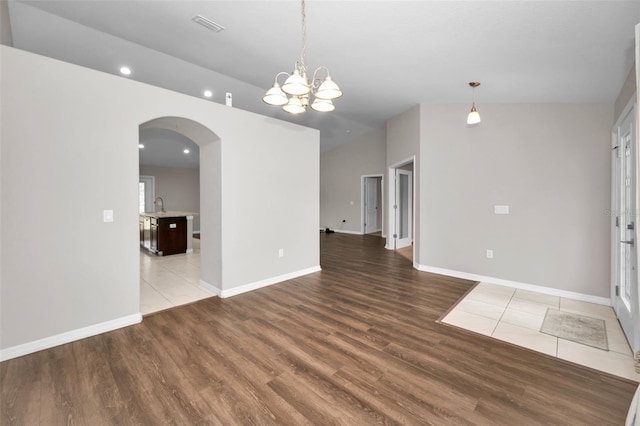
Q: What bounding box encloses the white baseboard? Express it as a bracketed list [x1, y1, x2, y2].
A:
[334, 229, 363, 235]
[218, 266, 322, 298]
[0, 313, 142, 362]
[199, 279, 221, 296]
[415, 264, 611, 306]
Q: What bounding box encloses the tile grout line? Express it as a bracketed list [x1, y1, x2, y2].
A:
[489, 288, 517, 337]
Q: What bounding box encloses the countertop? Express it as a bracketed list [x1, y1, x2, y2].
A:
[139, 211, 199, 218]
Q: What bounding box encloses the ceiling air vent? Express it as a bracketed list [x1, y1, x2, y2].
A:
[192, 15, 226, 33]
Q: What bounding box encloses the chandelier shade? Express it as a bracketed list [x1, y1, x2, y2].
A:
[311, 98, 335, 112]
[282, 68, 311, 96]
[282, 96, 306, 114]
[263, 0, 342, 114]
[263, 82, 289, 106]
[315, 75, 343, 100]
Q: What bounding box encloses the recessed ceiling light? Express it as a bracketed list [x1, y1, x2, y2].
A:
[119, 66, 132, 76]
[138, 143, 144, 149]
[204, 90, 213, 98]
[183, 149, 190, 154]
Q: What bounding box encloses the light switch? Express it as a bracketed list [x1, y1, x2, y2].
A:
[103, 210, 114, 222]
[494, 205, 510, 215]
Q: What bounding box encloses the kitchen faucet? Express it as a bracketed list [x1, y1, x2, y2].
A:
[154, 196, 165, 213]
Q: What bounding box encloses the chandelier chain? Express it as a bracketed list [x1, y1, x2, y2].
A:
[300, 0, 307, 70]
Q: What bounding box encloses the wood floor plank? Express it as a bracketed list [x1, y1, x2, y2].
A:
[1, 232, 637, 425]
[72, 335, 132, 425]
[38, 343, 90, 425]
[0, 355, 41, 425]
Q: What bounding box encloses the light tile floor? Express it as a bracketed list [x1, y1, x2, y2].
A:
[442, 282, 640, 381]
[140, 238, 214, 315]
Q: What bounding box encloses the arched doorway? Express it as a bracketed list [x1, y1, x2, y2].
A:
[138, 117, 222, 314]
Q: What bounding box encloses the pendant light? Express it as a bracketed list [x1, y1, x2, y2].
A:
[467, 82, 481, 125]
[263, 0, 342, 114]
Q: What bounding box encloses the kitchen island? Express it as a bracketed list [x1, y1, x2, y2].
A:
[139, 211, 198, 256]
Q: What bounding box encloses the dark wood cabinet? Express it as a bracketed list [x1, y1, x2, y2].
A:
[140, 213, 191, 256]
[149, 216, 187, 256]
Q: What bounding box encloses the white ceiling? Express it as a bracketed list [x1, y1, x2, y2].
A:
[7, 0, 640, 158]
[139, 128, 200, 169]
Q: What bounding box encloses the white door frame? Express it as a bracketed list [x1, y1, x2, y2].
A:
[387, 156, 416, 252]
[361, 174, 384, 235]
[395, 169, 413, 249]
[611, 96, 639, 352]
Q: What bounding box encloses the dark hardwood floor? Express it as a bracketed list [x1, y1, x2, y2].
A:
[2, 233, 638, 425]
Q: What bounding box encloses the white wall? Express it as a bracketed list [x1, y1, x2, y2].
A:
[615, 64, 636, 121]
[0, 46, 319, 357]
[418, 103, 613, 298]
[320, 127, 386, 233]
[387, 105, 421, 258]
[139, 165, 201, 231]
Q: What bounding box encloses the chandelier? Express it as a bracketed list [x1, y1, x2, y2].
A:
[262, 0, 342, 114]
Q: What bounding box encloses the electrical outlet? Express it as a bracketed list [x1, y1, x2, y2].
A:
[494, 205, 510, 214]
[278, 248, 284, 258]
[486, 249, 493, 259]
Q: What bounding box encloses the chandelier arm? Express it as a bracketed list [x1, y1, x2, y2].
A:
[274, 71, 291, 85]
[311, 66, 330, 87]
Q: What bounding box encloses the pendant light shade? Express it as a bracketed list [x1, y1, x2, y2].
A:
[282, 96, 306, 114]
[263, 0, 342, 114]
[467, 104, 481, 125]
[466, 82, 481, 125]
[263, 82, 289, 106]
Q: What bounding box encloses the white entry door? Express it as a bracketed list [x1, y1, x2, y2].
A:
[394, 169, 413, 249]
[364, 177, 379, 234]
[612, 105, 639, 351]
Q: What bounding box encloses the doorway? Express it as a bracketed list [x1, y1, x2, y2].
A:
[388, 158, 415, 252]
[137, 117, 222, 315]
[362, 175, 383, 235]
[612, 100, 639, 352]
